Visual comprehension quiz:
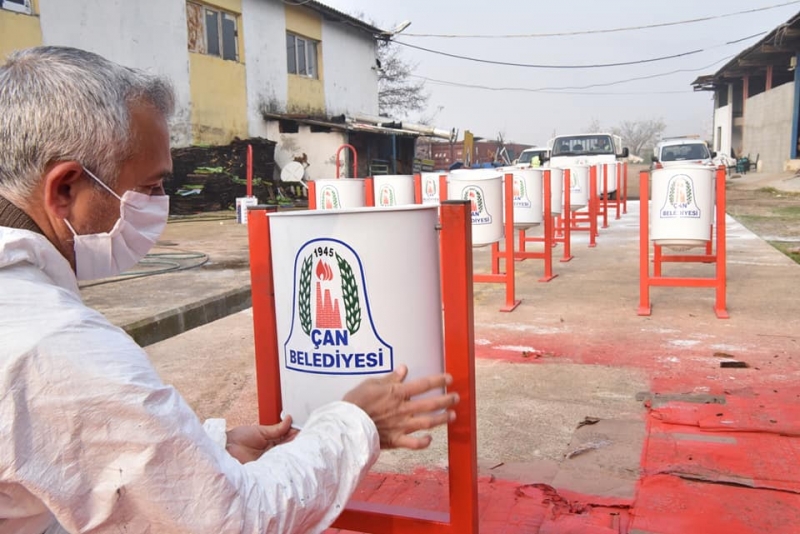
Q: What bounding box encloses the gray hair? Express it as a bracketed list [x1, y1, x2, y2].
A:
[0, 46, 175, 204]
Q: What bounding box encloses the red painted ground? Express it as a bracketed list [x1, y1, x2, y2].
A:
[325, 327, 800, 533]
[326, 471, 632, 534]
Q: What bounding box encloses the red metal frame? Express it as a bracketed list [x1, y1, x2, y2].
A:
[622, 162, 629, 215]
[601, 164, 610, 229]
[638, 166, 729, 319]
[246, 203, 479, 534]
[615, 163, 622, 220]
[365, 178, 376, 208]
[556, 166, 598, 248]
[514, 170, 557, 281]
[413, 173, 422, 204]
[336, 144, 358, 178]
[308, 181, 317, 210]
[442, 174, 520, 311]
[554, 169, 574, 262]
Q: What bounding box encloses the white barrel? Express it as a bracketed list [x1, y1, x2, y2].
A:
[373, 175, 415, 207]
[235, 196, 258, 225]
[568, 166, 589, 208]
[596, 163, 618, 195]
[269, 205, 445, 427]
[499, 168, 544, 229]
[548, 168, 564, 216]
[650, 165, 715, 250]
[447, 169, 503, 246]
[420, 172, 442, 205]
[315, 179, 366, 210]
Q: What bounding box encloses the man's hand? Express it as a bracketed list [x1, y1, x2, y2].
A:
[342, 364, 459, 450]
[226, 417, 299, 463]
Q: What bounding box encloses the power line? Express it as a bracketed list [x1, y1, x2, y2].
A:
[393, 31, 764, 69]
[408, 55, 734, 94]
[401, 0, 800, 38]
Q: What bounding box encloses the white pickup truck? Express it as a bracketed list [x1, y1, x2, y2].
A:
[543, 133, 629, 197]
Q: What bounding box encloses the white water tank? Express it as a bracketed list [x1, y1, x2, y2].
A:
[499, 168, 544, 230]
[315, 179, 367, 210]
[548, 168, 564, 216]
[650, 165, 715, 250]
[268, 206, 445, 427]
[372, 175, 415, 207]
[567, 166, 589, 208]
[447, 169, 504, 246]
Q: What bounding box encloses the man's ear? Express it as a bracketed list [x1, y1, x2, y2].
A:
[42, 162, 86, 220]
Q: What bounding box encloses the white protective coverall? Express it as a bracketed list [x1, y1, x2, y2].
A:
[0, 226, 380, 534]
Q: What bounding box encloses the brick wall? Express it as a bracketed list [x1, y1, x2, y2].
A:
[743, 82, 795, 173]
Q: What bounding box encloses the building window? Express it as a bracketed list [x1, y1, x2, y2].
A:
[186, 1, 239, 62]
[286, 33, 318, 78]
[1, 0, 32, 14]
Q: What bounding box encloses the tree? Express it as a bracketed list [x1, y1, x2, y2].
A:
[376, 38, 429, 118]
[586, 117, 602, 132]
[611, 118, 666, 156]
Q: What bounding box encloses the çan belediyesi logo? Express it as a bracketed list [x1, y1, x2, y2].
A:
[422, 176, 439, 205]
[284, 238, 393, 375]
[512, 176, 532, 209]
[378, 184, 396, 206]
[462, 185, 492, 225]
[660, 174, 701, 219]
[319, 185, 341, 210]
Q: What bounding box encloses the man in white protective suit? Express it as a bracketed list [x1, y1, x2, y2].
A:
[0, 46, 459, 534]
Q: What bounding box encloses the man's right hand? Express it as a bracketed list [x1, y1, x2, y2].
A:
[342, 364, 459, 450]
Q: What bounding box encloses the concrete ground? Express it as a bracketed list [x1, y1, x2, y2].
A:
[83, 180, 800, 533]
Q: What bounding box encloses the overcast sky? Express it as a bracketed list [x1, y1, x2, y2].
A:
[324, 0, 800, 146]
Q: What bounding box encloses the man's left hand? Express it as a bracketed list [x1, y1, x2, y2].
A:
[226, 416, 298, 463]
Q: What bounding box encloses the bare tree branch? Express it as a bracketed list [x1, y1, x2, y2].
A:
[376, 39, 429, 117]
[611, 118, 666, 156]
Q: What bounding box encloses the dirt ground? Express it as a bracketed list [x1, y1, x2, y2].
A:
[726, 182, 800, 264]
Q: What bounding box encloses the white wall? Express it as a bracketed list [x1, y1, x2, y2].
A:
[265, 121, 347, 181]
[321, 21, 379, 118]
[242, 0, 287, 139]
[713, 104, 732, 158]
[743, 81, 795, 173]
[38, 0, 193, 147]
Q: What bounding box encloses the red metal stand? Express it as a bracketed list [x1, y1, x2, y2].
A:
[246, 202, 479, 534]
[514, 170, 558, 281]
[601, 164, 610, 229]
[559, 166, 598, 248]
[555, 168, 574, 263]
[365, 178, 375, 208]
[453, 173, 521, 311]
[638, 166, 729, 319]
[622, 162, 629, 215]
[614, 163, 622, 221]
[308, 180, 317, 210]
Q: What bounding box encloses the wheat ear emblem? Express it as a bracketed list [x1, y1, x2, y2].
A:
[335, 252, 361, 335]
[299, 255, 313, 335]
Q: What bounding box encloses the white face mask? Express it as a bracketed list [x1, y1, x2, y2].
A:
[63, 167, 169, 281]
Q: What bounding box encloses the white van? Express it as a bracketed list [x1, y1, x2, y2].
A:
[651, 138, 715, 170]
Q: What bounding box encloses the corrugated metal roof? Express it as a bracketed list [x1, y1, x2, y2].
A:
[262, 112, 420, 137]
[692, 10, 800, 89]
